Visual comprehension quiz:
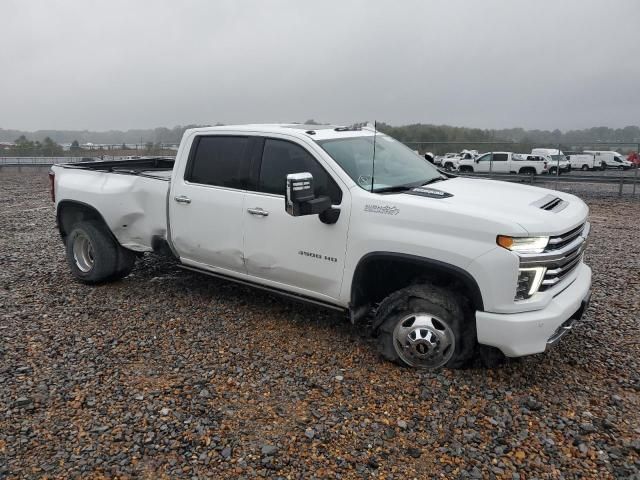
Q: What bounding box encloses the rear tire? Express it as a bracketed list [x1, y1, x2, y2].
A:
[459, 166, 473, 173]
[65, 220, 135, 284]
[444, 162, 453, 172]
[519, 167, 535, 176]
[581, 165, 588, 171]
[374, 284, 476, 369]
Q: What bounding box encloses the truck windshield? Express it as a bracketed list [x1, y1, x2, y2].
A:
[316, 135, 443, 192]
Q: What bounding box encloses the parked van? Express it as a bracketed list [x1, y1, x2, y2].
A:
[583, 151, 633, 170]
[565, 153, 596, 171]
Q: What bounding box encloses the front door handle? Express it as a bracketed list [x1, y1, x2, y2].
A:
[174, 195, 191, 204]
[247, 207, 269, 217]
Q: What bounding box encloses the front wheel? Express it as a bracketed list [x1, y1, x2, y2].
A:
[374, 284, 476, 369]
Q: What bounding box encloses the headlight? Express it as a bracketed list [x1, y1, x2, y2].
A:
[515, 267, 546, 300]
[497, 235, 549, 254]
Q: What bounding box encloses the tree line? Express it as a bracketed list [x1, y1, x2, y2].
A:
[0, 124, 210, 145]
[5, 136, 64, 156]
[2, 123, 639, 156]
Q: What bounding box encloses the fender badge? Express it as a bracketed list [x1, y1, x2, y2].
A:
[364, 204, 400, 215]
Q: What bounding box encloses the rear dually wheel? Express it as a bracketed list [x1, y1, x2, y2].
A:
[65, 220, 136, 284]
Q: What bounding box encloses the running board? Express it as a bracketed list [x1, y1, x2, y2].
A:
[178, 264, 348, 313]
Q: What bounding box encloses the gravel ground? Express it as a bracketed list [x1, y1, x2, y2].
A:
[1, 169, 639, 479]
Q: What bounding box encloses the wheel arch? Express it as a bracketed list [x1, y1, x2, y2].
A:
[349, 252, 484, 325]
[56, 200, 116, 242]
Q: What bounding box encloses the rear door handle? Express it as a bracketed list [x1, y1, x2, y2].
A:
[247, 207, 269, 217]
[174, 195, 191, 204]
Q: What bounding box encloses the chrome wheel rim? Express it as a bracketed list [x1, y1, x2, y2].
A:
[72, 232, 94, 273]
[392, 313, 455, 369]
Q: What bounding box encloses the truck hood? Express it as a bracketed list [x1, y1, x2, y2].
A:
[399, 177, 588, 236]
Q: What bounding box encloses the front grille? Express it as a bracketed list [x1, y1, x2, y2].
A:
[540, 223, 588, 290]
[546, 223, 586, 250]
[538, 251, 583, 291]
[519, 222, 589, 292]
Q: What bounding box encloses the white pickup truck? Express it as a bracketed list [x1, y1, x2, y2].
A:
[50, 124, 592, 370]
[531, 148, 571, 174]
[436, 150, 477, 171]
[457, 152, 549, 175]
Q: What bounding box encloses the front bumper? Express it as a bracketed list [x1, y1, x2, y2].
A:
[475, 263, 592, 357]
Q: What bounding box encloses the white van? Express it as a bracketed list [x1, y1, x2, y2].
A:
[531, 148, 570, 173]
[583, 151, 632, 170]
[566, 153, 596, 171]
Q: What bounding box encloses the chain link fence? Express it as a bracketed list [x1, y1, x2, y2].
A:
[2, 140, 638, 198]
[404, 140, 639, 198]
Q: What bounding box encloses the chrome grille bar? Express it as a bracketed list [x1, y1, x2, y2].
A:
[547, 224, 585, 247]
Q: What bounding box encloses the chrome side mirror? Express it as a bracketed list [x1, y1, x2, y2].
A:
[285, 172, 332, 218]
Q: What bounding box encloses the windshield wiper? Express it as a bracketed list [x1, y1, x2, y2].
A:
[372, 183, 418, 194]
[421, 176, 447, 186]
[373, 176, 448, 193]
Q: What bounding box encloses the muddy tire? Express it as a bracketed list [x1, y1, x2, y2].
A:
[374, 284, 476, 369]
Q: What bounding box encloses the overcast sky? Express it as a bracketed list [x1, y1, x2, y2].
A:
[1, 0, 639, 131]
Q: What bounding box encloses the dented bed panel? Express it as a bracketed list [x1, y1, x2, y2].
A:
[53, 167, 170, 251]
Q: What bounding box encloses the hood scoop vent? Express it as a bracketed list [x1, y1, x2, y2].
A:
[406, 187, 453, 199]
[532, 194, 568, 212]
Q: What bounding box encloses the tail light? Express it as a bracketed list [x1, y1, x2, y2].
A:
[48, 170, 55, 202]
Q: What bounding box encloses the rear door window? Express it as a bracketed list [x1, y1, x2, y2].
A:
[492, 153, 508, 162]
[186, 136, 250, 189]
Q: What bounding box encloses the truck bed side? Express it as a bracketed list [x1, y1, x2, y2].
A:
[52, 161, 172, 252]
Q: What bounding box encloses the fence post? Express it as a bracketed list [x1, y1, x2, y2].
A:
[555, 143, 561, 191]
[634, 143, 639, 198]
[618, 174, 624, 197]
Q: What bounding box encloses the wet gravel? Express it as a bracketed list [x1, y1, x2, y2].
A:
[1, 169, 639, 479]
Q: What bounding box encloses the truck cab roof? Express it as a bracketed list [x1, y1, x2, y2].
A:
[185, 124, 376, 142]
